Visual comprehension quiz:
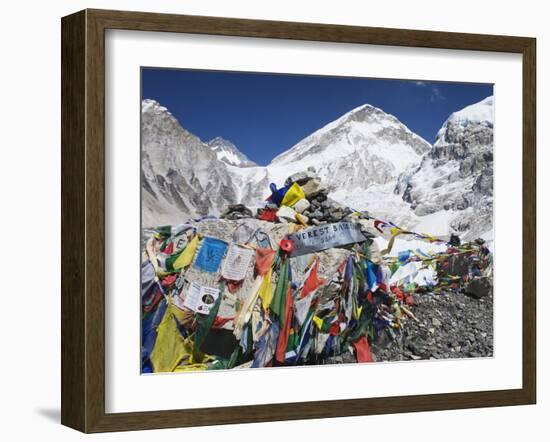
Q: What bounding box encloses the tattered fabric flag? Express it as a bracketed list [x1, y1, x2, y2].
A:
[284, 328, 300, 362]
[142, 284, 163, 313]
[142, 260, 163, 312]
[389, 261, 422, 285]
[252, 322, 279, 368]
[294, 291, 314, 326]
[194, 283, 224, 350]
[281, 182, 305, 207]
[150, 298, 196, 372]
[301, 258, 326, 299]
[347, 301, 376, 343]
[225, 279, 244, 293]
[194, 237, 228, 273]
[365, 260, 379, 292]
[142, 298, 167, 370]
[221, 244, 255, 281]
[269, 183, 290, 206]
[352, 336, 373, 363]
[233, 275, 264, 339]
[258, 208, 277, 222]
[293, 307, 315, 361]
[255, 247, 276, 276]
[160, 274, 177, 288]
[275, 285, 294, 363]
[271, 259, 290, 320]
[171, 231, 192, 254]
[314, 332, 331, 355]
[166, 234, 199, 271]
[141, 260, 157, 295]
[258, 268, 274, 310]
[294, 253, 313, 273]
[162, 241, 174, 255]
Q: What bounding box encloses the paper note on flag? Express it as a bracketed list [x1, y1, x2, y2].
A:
[221, 244, 254, 281]
[183, 282, 220, 315]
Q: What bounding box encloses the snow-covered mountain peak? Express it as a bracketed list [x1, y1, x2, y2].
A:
[268, 103, 431, 191]
[207, 137, 257, 167]
[142, 98, 165, 113]
[436, 96, 494, 141]
[141, 97, 493, 242]
[270, 103, 430, 168]
[400, 95, 494, 240]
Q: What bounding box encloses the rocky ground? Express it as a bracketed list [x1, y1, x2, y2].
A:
[325, 290, 493, 365]
[371, 289, 493, 362]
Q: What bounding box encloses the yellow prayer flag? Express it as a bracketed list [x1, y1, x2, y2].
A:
[172, 235, 199, 270]
[258, 269, 273, 310]
[150, 298, 213, 372]
[150, 302, 187, 373]
[312, 315, 323, 330]
[281, 182, 305, 207]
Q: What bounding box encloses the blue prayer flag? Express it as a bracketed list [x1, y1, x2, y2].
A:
[194, 237, 229, 272]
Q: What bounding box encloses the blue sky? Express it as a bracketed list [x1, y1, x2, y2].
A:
[142, 68, 493, 166]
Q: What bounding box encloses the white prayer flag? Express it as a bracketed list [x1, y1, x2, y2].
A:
[221, 244, 254, 281]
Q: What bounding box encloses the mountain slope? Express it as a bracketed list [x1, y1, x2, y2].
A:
[264, 104, 433, 230]
[268, 104, 431, 192]
[142, 100, 238, 226]
[141, 98, 494, 241]
[398, 96, 494, 239]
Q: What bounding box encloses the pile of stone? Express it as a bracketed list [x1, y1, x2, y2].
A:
[218, 170, 356, 227]
[220, 204, 253, 220]
[301, 191, 354, 225]
[437, 243, 493, 300]
[267, 170, 354, 226]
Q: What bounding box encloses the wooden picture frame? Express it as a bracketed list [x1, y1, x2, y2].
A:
[61, 8, 536, 433]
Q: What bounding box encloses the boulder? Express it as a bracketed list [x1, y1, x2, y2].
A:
[284, 171, 318, 186]
[301, 178, 326, 198]
[447, 254, 470, 277]
[465, 277, 492, 299]
[276, 205, 297, 223]
[310, 209, 323, 219]
[220, 204, 253, 220]
[293, 198, 311, 214]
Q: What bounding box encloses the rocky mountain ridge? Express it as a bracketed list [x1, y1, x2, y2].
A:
[141, 97, 494, 241]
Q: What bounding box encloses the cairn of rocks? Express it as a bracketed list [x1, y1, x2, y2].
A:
[282, 171, 354, 225]
[219, 170, 356, 227]
[220, 204, 253, 220]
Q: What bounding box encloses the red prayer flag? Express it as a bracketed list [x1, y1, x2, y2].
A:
[391, 285, 405, 301]
[301, 259, 326, 298]
[258, 208, 277, 222]
[275, 286, 293, 363]
[255, 247, 276, 276]
[211, 316, 234, 329]
[353, 336, 373, 363]
[163, 241, 174, 255]
[225, 279, 244, 293]
[160, 274, 177, 288]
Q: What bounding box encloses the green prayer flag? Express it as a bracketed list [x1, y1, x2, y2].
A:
[271, 259, 289, 321]
[194, 282, 224, 349]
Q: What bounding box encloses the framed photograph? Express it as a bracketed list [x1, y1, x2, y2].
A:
[61, 9, 536, 433]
